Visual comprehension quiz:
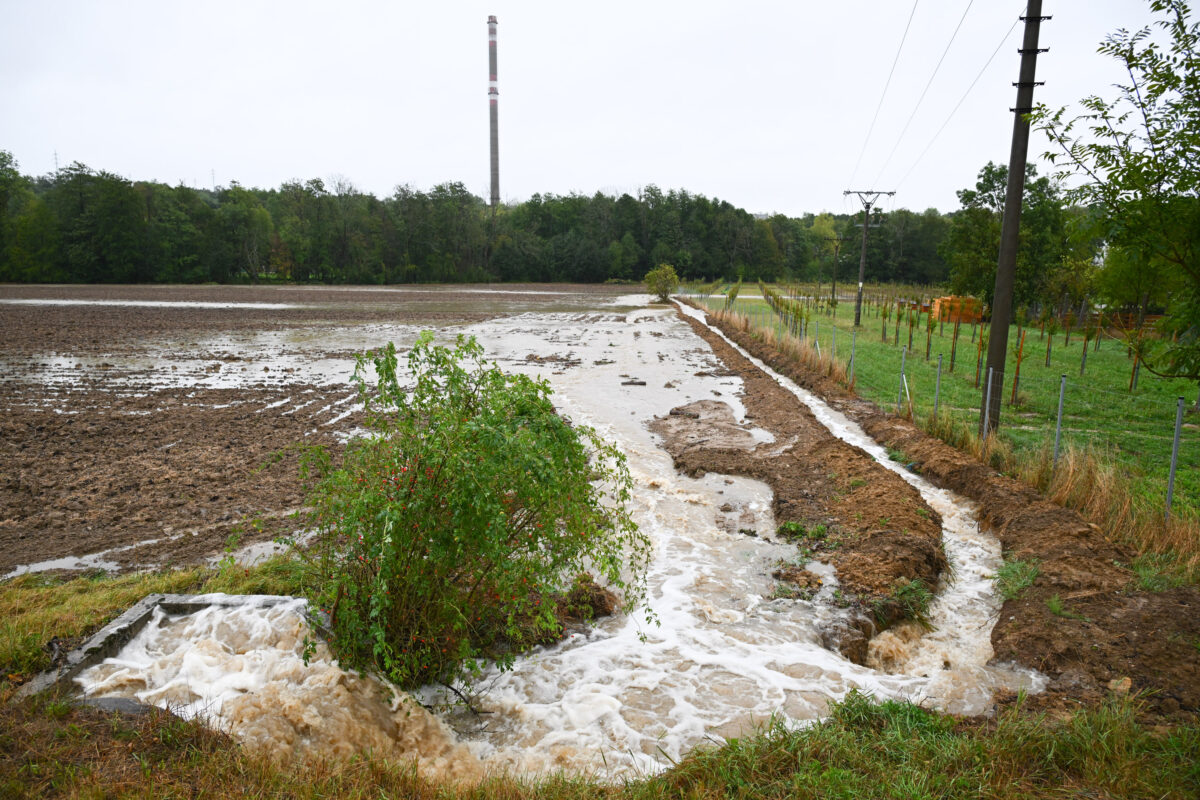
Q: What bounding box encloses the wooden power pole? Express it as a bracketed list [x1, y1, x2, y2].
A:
[982, 2, 1048, 435]
[844, 190, 894, 327]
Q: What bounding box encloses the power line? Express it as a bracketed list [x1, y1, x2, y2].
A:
[895, 5, 1025, 192]
[874, 0, 975, 185]
[848, 0, 921, 187]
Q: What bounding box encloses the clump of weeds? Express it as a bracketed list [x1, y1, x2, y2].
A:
[873, 578, 934, 628]
[993, 557, 1040, 600]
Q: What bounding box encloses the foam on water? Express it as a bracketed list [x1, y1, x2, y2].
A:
[77, 596, 482, 779]
[73, 298, 1042, 779]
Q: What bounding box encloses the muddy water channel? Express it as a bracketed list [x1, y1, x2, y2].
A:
[42, 290, 1042, 777]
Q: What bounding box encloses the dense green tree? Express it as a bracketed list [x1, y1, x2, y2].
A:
[0, 155, 968, 290]
[1035, 0, 1200, 378]
[142, 183, 205, 283]
[941, 162, 1068, 307]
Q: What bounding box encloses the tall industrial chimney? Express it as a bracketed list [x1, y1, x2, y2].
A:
[488, 15, 500, 210]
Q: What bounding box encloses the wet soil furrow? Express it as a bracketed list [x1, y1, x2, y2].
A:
[660, 308, 946, 652]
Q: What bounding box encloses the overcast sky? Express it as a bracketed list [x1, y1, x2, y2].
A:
[0, 1, 1161, 217]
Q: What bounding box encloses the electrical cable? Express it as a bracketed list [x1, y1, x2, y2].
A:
[848, 0, 921, 187]
[874, 0, 975, 185]
[894, 5, 1026, 192]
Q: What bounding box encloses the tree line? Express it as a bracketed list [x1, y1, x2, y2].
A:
[0, 152, 954, 287]
[0, 148, 1190, 378]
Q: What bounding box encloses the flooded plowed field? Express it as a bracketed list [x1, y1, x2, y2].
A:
[3, 284, 1196, 776]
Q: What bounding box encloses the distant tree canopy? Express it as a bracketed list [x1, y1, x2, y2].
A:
[939, 161, 1075, 309]
[0, 152, 955, 287]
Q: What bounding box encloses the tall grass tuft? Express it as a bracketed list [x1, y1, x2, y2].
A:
[925, 409, 1200, 576]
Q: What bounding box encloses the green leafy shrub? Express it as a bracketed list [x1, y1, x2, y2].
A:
[297, 333, 651, 690]
[644, 263, 679, 302]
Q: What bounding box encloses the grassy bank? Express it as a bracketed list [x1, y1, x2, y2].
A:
[4, 672, 1197, 798]
[3, 556, 1199, 798]
[684, 285, 1200, 575]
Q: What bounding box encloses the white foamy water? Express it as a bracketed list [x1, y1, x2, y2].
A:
[77, 596, 483, 779]
[73, 294, 1042, 778]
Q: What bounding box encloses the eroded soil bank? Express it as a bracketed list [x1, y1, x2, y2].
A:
[690, 304, 1200, 722]
[652, 312, 947, 661]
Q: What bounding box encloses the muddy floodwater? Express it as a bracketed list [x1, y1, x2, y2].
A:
[3, 285, 1041, 778]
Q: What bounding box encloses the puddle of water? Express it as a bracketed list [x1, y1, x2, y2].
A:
[4, 553, 121, 580]
[4, 535, 171, 580]
[0, 299, 302, 310]
[68, 295, 1041, 778]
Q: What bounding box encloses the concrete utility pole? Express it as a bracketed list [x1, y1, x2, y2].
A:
[824, 235, 852, 304]
[981, 1, 1048, 435]
[844, 190, 894, 327]
[488, 15, 500, 211]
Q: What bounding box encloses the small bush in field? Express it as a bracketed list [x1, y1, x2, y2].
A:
[644, 263, 679, 303]
[298, 333, 651, 690]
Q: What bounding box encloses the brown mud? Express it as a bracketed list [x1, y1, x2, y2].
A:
[0, 282, 622, 354]
[0, 284, 629, 574]
[690, 304, 1200, 722]
[0, 381, 353, 572]
[652, 312, 947, 662]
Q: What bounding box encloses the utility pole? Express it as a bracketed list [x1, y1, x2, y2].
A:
[982, 1, 1048, 436]
[824, 235, 852, 304]
[844, 190, 894, 327]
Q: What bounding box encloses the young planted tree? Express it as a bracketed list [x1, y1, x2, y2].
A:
[1081, 321, 1097, 375]
[975, 327, 990, 388]
[1045, 315, 1061, 366]
[724, 279, 742, 311]
[925, 305, 937, 360]
[297, 334, 652, 690]
[1010, 329, 1028, 404]
[950, 317, 962, 372]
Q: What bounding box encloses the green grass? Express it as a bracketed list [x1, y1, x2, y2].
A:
[776, 521, 827, 542]
[684, 284, 1200, 573]
[993, 558, 1040, 601]
[1046, 594, 1090, 621]
[693, 287, 1198, 520]
[875, 578, 934, 627]
[1129, 552, 1190, 593]
[4, 686, 1196, 799]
